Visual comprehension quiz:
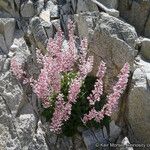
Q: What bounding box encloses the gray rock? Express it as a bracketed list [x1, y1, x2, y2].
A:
[144, 14, 150, 37]
[0, 34, 8, 54]
[97, 0, 118, 9]
[28, 121, 49, 150]
[0, 94, 22, 150]
[41, 20, 54, 38]
[30, 17, 48, 52]
[21, 0, 35, 18]
[0, 71, 24, 116]
[90, 0, 119, 17]
[76, 0, 99, 14]
[140, 38, 150, 60]
[75, 12, 136, 91]
[35, 0, 44, 15]
[14, 0, 20, 9]
[40, 9, 51, 23]
[16, 114, 36, 147]
[71, 0, 78, 13]
[82, 121, 121, 150]
[0, 0, 16, 16]
[118, 0, 150, 38]
[128, 56, 150, 144]
[46, 1, 59, 19]
[0, 55, 7, 71]
[0, 124, 21, 150]
[0, 18, 16, 50]
[0, 10, 12, 18]
[51, 19, 61, 31]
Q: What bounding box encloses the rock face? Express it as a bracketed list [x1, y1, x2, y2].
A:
[98, 0, 118, 9]
[21, 0, 35, 18]
[140, 38, 150, 60]
[128, 56, 150, 144]
[0, 18, 16, 53]
[82, 121, 121, 150]
[118, 0, 150, 38]
[75, 12, 137, 90]
[0, 0, 150, 149]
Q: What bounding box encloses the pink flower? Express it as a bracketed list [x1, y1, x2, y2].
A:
[88, 61, 106, 105]
[67, 77, 83, 103]
[105, 62, 130, 116]
[50, 76, 84, 133]
[10, 57, 25, 80]
[83, 63, 130, 123]
[33, 68, 49, 98]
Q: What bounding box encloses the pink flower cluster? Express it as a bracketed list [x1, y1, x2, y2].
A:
[32, 22, 79, 106]
[10, 20, 130, 134]
[10, 57, 25, 80]
[50, 77, 83, 133]
[88, 61, 106, 105]
[83, 62, 130, 123]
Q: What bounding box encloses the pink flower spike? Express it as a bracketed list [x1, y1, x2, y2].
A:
[105, 62, 130, 116]
[88, 61, 106, 105]
[10, 57, 25, 80]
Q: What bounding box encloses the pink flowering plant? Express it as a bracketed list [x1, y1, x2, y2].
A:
[10, 21, 130, 137]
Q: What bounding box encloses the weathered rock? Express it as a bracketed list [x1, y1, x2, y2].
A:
[35, 0, 44, 15]
[118, 0, 150, 37]
[30, 17, 48, 51]
[144, 14, 150, 37]
[0, 55, 7, 71]
[128, 56, 150, 144]
[74, 12, 100, 40]
[0, 34, 8, 54]
[140, 38, 150, 60]
[75, 12, 136, 90]
[0, 10, 12, 18]
[82, 121, 121, 150]
[41, 20, 54, 38]
[0, 71, 24, 116]
[0, 0, 16, 16]
[40, 9, 51, 23]
[0, 18, 16, 50]
[0, 124, 21, 150]
[28, 121, 49, 150]
[97, 0, 118, 9]
[90, 0, 119, 17]
[21, 0, 35, 18]
[46, 1, 59, 19]
[51, 19, 61, 31]
[15, 114, 36, 147]
[76, 0, 99, 14]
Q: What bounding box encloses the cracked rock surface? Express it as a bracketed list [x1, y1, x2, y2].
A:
[0, 0, 150, 149]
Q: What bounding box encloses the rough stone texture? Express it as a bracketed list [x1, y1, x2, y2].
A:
[76, 0, 99, 14]
[144, 14, 150, 37]
[140, 38, 150, 60]
[97, 0, 118, 9]
[30, 17, 48, 52]
[35, 0, 44, 15]
[0, 0, 149, 149]
[0, 18, 16, 50]
[118, 0, 150, 38]
[40, 9, 51, 23]
[128, 56, 150, 144]
[21, 0, 35, 18]
[0, 34, 7, 54]
[46, 1, 59, 19]
[82, 121, 121, 150]
[75, 12, 137, 90]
